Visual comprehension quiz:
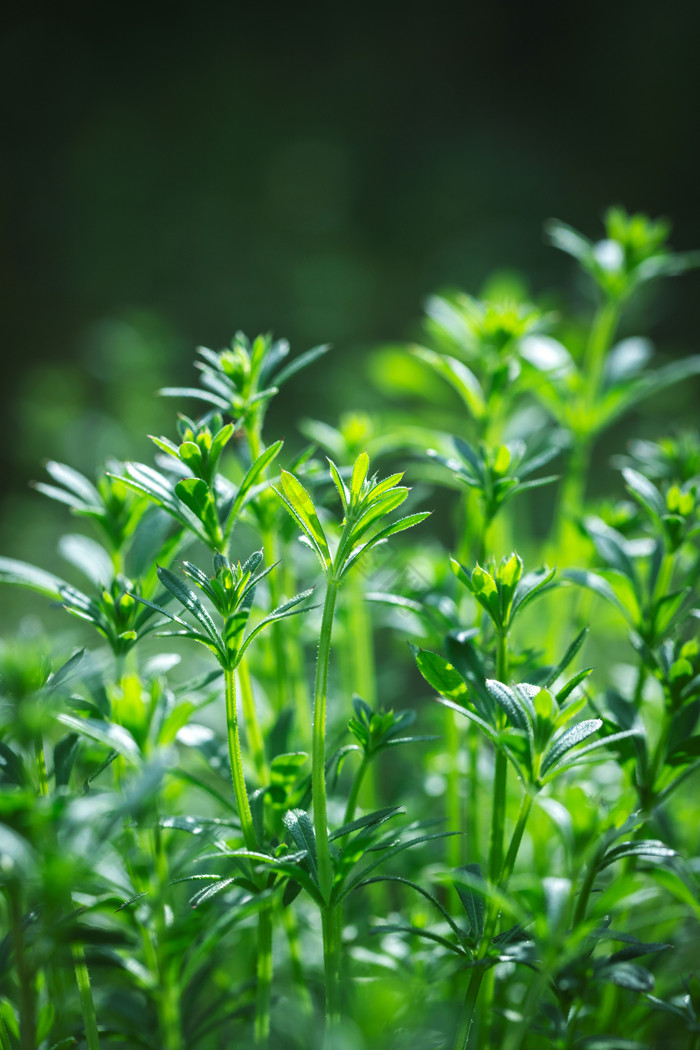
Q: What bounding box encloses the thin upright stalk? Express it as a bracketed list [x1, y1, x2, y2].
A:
[312, 579, 339, 904]
[455, 630, 510, 1050]
[224, 666, 257, 852]
[10, 892, 35, 1050]
[35, 738, 101, 1050]
[312, 578, 342, 1026]
[238, 659, 269, 784]
[254, 902, 273, 1047]
[343, 754, 370, 826]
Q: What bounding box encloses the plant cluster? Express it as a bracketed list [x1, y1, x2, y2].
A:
[0, 209, 699, 1050]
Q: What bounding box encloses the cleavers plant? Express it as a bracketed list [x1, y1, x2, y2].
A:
[0, 207, 699, 1050]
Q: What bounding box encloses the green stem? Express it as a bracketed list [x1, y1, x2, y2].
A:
[467, 724, 479, 864]
[585, 297, 620, 404]
[238, 659, 269, 784]
[34, 738, 48, 797]
[343, 754, 370, 826]
[499, 791, 534, 888]
[452, 966, 485, 1050]
[573, 845, 603, 926]
[254, 901, 273, 1047]
[283, 906, 312, 1013]
[488, 632, 509, 885]
[0, 1010, 11, 1050]
[10, 892, 35, 1050]
[446, 708, 464, 886]
[72, 943, 102, 1050]
[321, 904, 342, 1028]
[313, 579, 339, 904]
[224, 666, 257, 852]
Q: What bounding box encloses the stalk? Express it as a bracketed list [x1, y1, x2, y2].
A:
[35, 737, 101, 1049]
[343, 753, 370, 826]
[254, 901, 273, 1046]
[0, 1011, 12, 1050]
[446, 708, 464, 874]
[456, 630, 510, 1050]
[72, 944, 101, 1050]
[312, 579, 339, 904]
[321, 903, 342, 1026]
[224, 666, 257, 852]
[238, 659, 269, 784]
[499, 791, 533, 887]
[10, 891, 35, 1050]
[282, 906, 312, 1013]
[312, 578, 341, 1024]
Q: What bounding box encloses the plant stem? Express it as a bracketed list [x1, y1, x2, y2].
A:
[585, 296, 620, 404]
[452, 965, 485, 1050]
[254, 901, 273, 1047]
[312, 578, 342, 1030]
[321, 904, 342, 1028]
[10, 891, 35, 1050]
[343, 754, 370, 826]
[72, 943, 102, 1050]
[499, 790, 534, 887]
[238, 659, 269, 784]
[312, 579, 339, 904]
[35, 737, 102, 1048]
[224, 666, 257, 852]
[446, 708, 464, 875]
[282, 906, 312, 1014]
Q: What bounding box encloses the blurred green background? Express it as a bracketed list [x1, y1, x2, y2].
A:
[2, 0, 700, 552]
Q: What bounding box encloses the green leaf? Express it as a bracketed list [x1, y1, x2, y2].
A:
[544, 626, 589, 688]
[273, 343, 330, 386]
[230, 440, 284, 518]
[58, 533, 115, 587]
[412, 346, 485, 418]
[282, 809, 318, 880]
[540, 719, 602, 776]
[43, 461, 101, 507]
[277, 470, 331, 569]
[563, 570, 629, 618]
[350, 451, 370, 501]
[56, 714, 140, 764]
[415, 650, 469, 703]
[0, 556, 68, 601]
[622, 468, 666, 522]
[599, 839, 676, 871]
[455, 863, 485, 940]
[156, 567, 222, 646]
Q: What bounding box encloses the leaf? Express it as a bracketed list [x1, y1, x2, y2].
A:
[415, 650, 468, 703]
[455, 863, 485, 940]
[158, 386, 230, 410]
[412, 347, 485, 418]
[0, 557, 69, 601]
[229, 440, 284, 518]
[486, 680, 531, 732]
[53, 734, 79, 788]
[540, 719, 602, 776]
[277, 470, 331, 568]
[43, 461, 102, 506]
[599, 839, 676, 871]
[156, 567, 222, 646]
[0, 741, 28, 787]
[282, 810, 318, 880]
[597, 961, 654, 992]
[56, 714, 140, 764]
[622, 468, 666, 522]
[58, 533, 115, 587]
[562, 570, 628, 618]
[273, 343, 330, 386]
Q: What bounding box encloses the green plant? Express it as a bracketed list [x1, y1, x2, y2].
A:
[0, 208, 698, 1050]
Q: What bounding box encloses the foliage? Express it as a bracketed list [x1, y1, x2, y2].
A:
[0, 208, 698, 1050]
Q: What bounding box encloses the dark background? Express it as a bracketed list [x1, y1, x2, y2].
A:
[2, 0, 700, 525]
